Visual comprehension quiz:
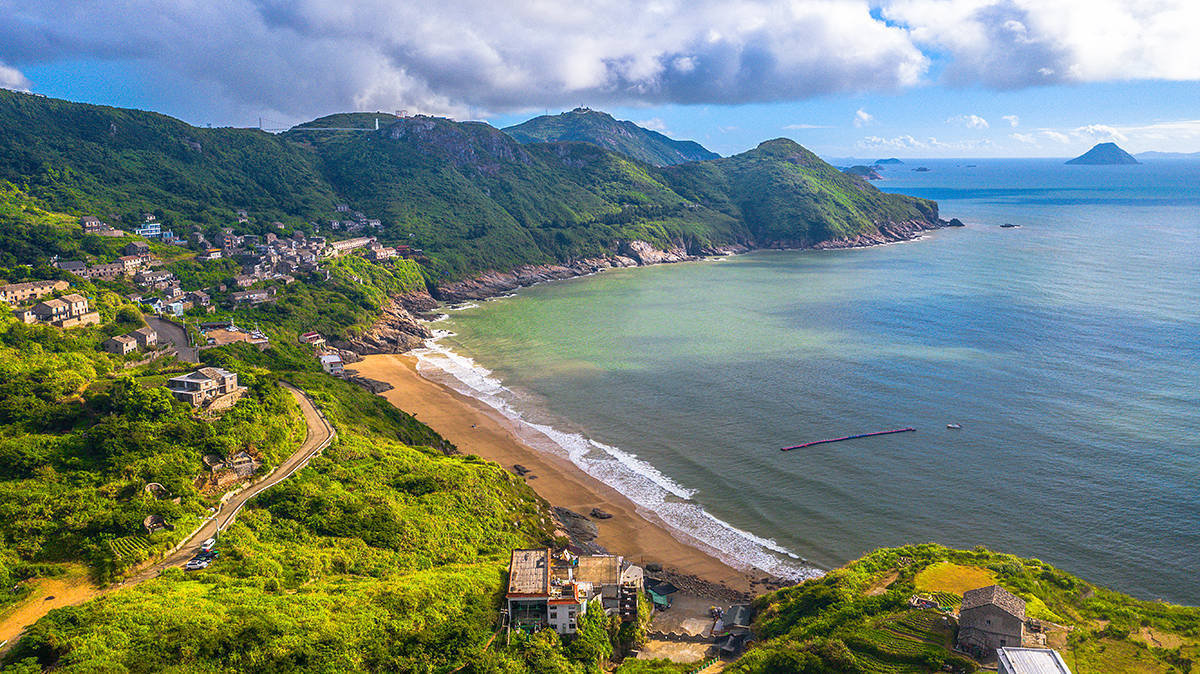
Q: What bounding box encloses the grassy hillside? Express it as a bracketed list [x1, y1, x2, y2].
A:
[504, 108, 720, 167]
[664, 139, 939, 246]
[0, 90, 337, 229]
[0, 91, 941, 284]
[733, 544, 1200, 673]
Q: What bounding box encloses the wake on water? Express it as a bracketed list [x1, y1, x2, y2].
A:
[412, 329, 820, 581]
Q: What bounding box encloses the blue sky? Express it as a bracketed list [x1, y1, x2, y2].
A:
[3, 0, 1199, 158]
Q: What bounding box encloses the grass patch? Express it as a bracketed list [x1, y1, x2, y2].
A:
[913, 562, 996, 596]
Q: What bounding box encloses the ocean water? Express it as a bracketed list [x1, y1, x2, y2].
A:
[415, 159, 1200, 604]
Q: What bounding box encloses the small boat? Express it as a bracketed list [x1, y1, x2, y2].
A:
[946, 423, 962, 430]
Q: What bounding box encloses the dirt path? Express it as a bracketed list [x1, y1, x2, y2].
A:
[0, 383, 335, 654]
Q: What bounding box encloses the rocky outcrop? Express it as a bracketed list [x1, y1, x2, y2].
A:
[434, 256, 638, 302]
[810, 219, 944, 250]
[331, 291, 436, 354]
[618, 239, 693, 265]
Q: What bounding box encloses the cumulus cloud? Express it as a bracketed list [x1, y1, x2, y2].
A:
[1, 0, 1197, 124]
[0, 0, 930, 121]
[853, 108, 875, 127]
[0, 60, 30, 92]
[882, 0, 1200, 88]
[1002, 114, 1020, 127]
[947, 114, 989, 129]
[1010, 132, 1036, 144]
[1074, 124, 1126, 142]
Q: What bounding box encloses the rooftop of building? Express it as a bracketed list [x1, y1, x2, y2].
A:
[508, 548, 550, 596]
[963, 585, 1027, 620]
[997, 647, 1072, 674]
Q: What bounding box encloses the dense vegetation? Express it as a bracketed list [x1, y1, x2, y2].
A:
[504, 108, 719, 167]
[0, 303, 306, 581]
[733, 544, 1200, 673]
[1, 338, 656, 672]
[0, 90, 938, 283]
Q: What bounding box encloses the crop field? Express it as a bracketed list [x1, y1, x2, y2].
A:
[107, 536, 151, 559]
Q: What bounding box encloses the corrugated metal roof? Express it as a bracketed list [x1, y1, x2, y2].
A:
[997, 647, 1072, 674]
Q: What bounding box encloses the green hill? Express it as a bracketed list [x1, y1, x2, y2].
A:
[503, 108, 719, 166]
[0, 90, 941, 285]
[733, 544, 1199, 673]
[1066, 142, 1140, 165]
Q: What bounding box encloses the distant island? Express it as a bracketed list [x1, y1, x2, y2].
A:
[874, 157, 904, 165]
[1066, 142, 1140, 165]
[843, 164, 883, 180]
[1136, 150, 1200, 160]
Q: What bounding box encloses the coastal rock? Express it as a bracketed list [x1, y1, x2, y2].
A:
[618, 239, 693, 265]
[330, 291, 434, 354]
[342, 373, 395, 395]
[553, 506, 599, 542]
[589, 507, 613, 520]
[433, 256, 637, 303]
[512, 464, 531, 476]
[810, 218, 944, 250]
[947, 218, 965, 227]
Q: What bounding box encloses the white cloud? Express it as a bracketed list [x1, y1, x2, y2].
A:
[853, 108, 875, 127]
[858, 134, 996, 152]
[783, 123, 831, 129]
[947, 114, 989, 129]
[881, 0, 1200, 88]
[1040, 130, 1071, 143]
[636, 117, 669, 132]
[0, 0, 931, 121]
[1010, 132, 1036, 144]
[0, 60, 30, 92]
[1073, 124, 1127, 142]
[1002, 114, 1020, 127]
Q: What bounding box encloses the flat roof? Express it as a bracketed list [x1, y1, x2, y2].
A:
[507, 549, 550, 596]
[576, 555, 621, 586]
[997, 648, 1072, 674]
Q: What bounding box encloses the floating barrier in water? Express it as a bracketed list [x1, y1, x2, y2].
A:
[780, 427, 915, 451]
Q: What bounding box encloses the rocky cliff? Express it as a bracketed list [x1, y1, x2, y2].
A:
[331, 292, 438, 354]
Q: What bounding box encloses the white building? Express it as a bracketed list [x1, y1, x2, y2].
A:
[319, 354, 344, 375]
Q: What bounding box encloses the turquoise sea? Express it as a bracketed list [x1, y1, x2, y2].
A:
[416, 159, 1200, 604]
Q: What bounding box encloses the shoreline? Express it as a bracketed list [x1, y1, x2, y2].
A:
[352, 353, 778, 597]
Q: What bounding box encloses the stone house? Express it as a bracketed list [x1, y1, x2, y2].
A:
[131, 326, 158, 348]
[31, 293, 99, 327]
[166, 367, 239, 406]
[957, 585, 1026, 659]
[0, 280, 69, 304]
[103, 334, 138, 355]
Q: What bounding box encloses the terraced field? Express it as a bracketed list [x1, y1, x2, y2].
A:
[107, 536, 151, 560]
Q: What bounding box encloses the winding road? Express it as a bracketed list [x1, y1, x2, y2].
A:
[0, 382, 335, 652]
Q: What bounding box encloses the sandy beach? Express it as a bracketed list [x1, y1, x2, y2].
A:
[352, 354, 757, 595]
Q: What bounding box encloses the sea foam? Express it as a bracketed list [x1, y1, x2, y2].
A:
[412, 333, 820, 581]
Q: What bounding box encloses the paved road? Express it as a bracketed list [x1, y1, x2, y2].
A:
[144, 315, 198, 363]
[124, 382, 335, 582]
[0, 383, 335, 653]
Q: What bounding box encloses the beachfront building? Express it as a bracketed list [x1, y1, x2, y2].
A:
[166, 367, 240, 407]
[319, 354, 344, 375]
[997, 648, 1072, 674]
[957, 585, 1026, 659]
[505, 548, 643, 634]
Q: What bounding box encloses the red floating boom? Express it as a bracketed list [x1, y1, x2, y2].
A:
[781, 427, 915, 451]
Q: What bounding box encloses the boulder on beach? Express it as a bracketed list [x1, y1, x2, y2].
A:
[589, 507, 613, 520]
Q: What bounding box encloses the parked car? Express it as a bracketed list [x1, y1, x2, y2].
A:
[197, 550, 220, 561]
[185, 558, 210, 571]
[199, 538, 216, 552]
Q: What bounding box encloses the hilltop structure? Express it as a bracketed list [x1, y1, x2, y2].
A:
[957, 585, 1026, 658]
